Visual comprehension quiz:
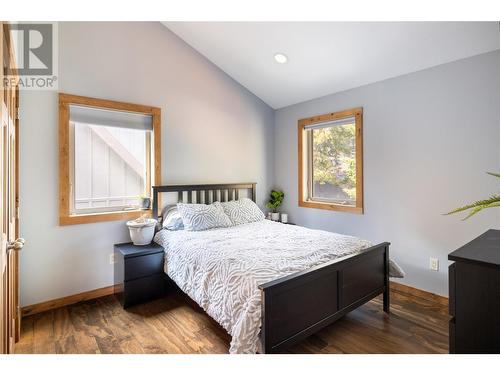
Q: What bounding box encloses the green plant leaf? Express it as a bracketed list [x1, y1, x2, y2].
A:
[462, 202, 500, 220]
[267, 190, 284, 212]
[444, 194, 500, 216]
[462, 205, 487, 220]
[445, 172, 500, 220]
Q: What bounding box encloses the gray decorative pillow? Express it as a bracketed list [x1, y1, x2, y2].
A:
[221, 198, 265, 226]
[161, 204, 184, 231]
[177, 202, 232, 231]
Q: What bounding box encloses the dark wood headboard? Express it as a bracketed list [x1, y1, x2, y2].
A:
[152, 183, 257, 220]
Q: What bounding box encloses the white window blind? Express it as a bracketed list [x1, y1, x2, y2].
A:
[69, 105, 153, 131]
[304, 116, 355, 130]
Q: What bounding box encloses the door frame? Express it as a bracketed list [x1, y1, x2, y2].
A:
[0, 21, 21, 354]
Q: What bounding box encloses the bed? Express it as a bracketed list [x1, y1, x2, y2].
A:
[152, 183, 396, 354]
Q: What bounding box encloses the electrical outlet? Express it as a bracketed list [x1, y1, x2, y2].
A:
[109, 253, 116, 265]
[429, 257, 439, 271]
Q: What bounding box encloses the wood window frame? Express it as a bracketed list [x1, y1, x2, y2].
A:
[59, 93, 161, 225]
[298, 107, 363, 214]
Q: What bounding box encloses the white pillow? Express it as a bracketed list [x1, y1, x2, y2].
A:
[177, 202, 232, 231]
[221, 198, 265, 226]
[161, 204, 184, 231]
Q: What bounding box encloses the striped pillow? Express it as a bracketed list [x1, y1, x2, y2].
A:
[221, 198, 265, 226]
[177, 202, 232, 231]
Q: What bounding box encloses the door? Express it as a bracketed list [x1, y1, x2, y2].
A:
[1, 22, 23, 354]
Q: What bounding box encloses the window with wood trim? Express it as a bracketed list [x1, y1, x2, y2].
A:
[298, 108, 363, 214]
[59, 93, 161, 225]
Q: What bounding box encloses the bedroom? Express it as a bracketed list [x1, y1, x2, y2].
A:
[1, 0, 500, 373]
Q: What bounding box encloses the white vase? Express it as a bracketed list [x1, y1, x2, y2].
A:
[281, 213, 288, 223]
[271, 212, 280, 221]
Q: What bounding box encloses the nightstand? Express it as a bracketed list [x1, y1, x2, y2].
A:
[266, 218, 296, 225]
[448, 230, 500, 353]
[114, 242, 166, 308]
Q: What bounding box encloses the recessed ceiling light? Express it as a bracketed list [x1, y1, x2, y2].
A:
[274, 53, 288, 64]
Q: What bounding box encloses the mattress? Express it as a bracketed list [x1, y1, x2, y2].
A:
[154, 219, 402, 353]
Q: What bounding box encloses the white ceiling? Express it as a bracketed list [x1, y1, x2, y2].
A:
[163, 22, 500, 109]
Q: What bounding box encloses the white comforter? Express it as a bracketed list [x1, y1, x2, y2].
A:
[154, 220, 391, 354]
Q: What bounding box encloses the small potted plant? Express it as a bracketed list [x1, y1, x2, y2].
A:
[266, 190, 284, 221]
[139, 194, 151, 210]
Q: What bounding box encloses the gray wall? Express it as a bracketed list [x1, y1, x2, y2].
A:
[19, 22, 274, 306]
[274, 51, 500, 296]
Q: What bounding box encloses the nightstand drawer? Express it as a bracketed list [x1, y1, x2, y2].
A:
[123, 274, 166, 308]
[124, 252, 164, 281]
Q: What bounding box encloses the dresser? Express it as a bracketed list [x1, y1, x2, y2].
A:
[448, 229, 500, 353]
[114, 242, 167, 308]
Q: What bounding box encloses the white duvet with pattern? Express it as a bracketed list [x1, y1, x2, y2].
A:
[154, 220, 386, 354]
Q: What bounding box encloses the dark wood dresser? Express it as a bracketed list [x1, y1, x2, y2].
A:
[448, 229, 500, 353]
[114, 242, 166, 308]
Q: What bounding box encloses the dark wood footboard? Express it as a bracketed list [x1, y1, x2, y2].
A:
[258, 242, 390, 353]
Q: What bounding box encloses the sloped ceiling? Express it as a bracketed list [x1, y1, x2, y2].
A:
[163, 22, 500, 109]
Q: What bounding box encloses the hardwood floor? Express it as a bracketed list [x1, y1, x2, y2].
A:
[14, 288, 449, 354]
